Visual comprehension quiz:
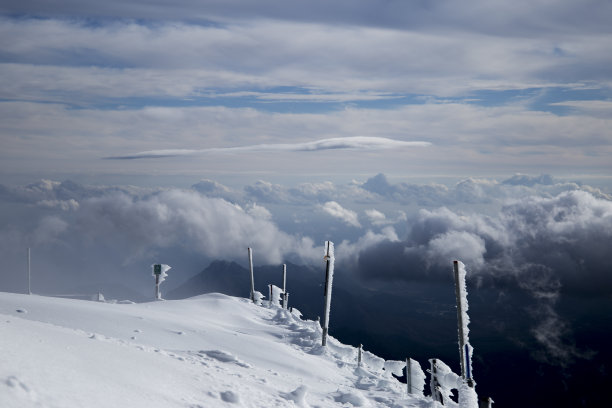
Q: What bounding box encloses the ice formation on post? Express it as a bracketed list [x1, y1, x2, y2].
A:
[453, 261, 473, 383]
[406, 358, 426, 396]
[152, 263, 171, 300]
[454, 260, 479, 408]
[248, 247, 255, 302]
[429, 359, 460, 406]
[268, 284, 283, 308]
[321, 240, 335, 346]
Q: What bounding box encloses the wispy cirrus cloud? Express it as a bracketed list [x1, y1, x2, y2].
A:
[105, 136, 431, 160]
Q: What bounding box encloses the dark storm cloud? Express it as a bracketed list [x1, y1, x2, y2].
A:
[355, 189, 612, 289]
[351, 189, 612, 363]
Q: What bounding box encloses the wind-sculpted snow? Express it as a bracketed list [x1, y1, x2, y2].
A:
[0, 292, 434, 408]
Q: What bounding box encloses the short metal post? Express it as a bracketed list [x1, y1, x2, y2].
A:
[155, 273, 160, 300]
[430, 359, 443, 404]
[268, 284, 273, 307]
[478, 396, 494, 408]
[282, 264, 288, 309]
[406, 358, 412, 394]
[248, 248, 255, 302]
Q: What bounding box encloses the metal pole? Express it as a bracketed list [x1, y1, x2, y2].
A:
[406, 358, 412, 394]
[282, 264, 287, 309]
[27, 247, 31, 295]
[155, 273, 160, 300]
[322, 241, 331, 346]
[269, 284, 273, 307]
[248, 247, 255, 302]
[430, 359, 443, 404]
[453, 260, 467, 381]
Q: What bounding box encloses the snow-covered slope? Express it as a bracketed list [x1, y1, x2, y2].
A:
[0, 292, 432, 408]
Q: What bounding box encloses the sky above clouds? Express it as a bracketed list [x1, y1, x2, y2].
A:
[1, 0, 612, 183]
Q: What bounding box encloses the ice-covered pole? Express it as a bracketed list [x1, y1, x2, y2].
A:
[453, 260, 474, 387]
[154, 265, 160, 299]
[282, 264, 288, 309]
[321, 241, 335, 347]
[282, 264, 287, 294]
[152, 264, 171, 300]
[429, 359, 443, 403]
[248, 247, 255, 303]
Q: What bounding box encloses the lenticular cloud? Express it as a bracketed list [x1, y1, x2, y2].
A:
[106, 137, 431, 159]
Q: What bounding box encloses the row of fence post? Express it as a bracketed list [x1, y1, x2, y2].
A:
[247, 248, 492, 406]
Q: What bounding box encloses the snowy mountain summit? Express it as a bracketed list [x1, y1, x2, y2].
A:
[0, 291, 470, 407]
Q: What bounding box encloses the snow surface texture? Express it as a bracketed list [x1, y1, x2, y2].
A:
[0, 291, 441, 408]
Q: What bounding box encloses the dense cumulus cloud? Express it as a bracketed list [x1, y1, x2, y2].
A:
[352, 187, 612, 365]
[353, 187, 612, 289]
[1, 174, 610, 363]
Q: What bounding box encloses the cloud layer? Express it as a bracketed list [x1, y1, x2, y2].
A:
[107, 137, 431, 159]
[1, 7, 611, 179]
[1, 174, 611, 364]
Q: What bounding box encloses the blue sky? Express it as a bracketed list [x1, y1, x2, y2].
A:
[1, 0, 611, 185]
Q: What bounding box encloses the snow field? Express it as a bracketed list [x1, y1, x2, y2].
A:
[1, 292, 434, 408]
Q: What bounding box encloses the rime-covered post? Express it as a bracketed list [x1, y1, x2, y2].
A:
[152, 264, 170, 300]
[248, 247, 255, 302]
[27, 247, 31, 295]
[358, 344, 363, 367]
[430, 359, 443, 404]
[282, 264, 288, 309]
[321, 240, 335, 347]
[453, 260, 474, 387]
[154, 264, 161, 299]
[282, 264, 287, 293]
[478, 396, 494, 408]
